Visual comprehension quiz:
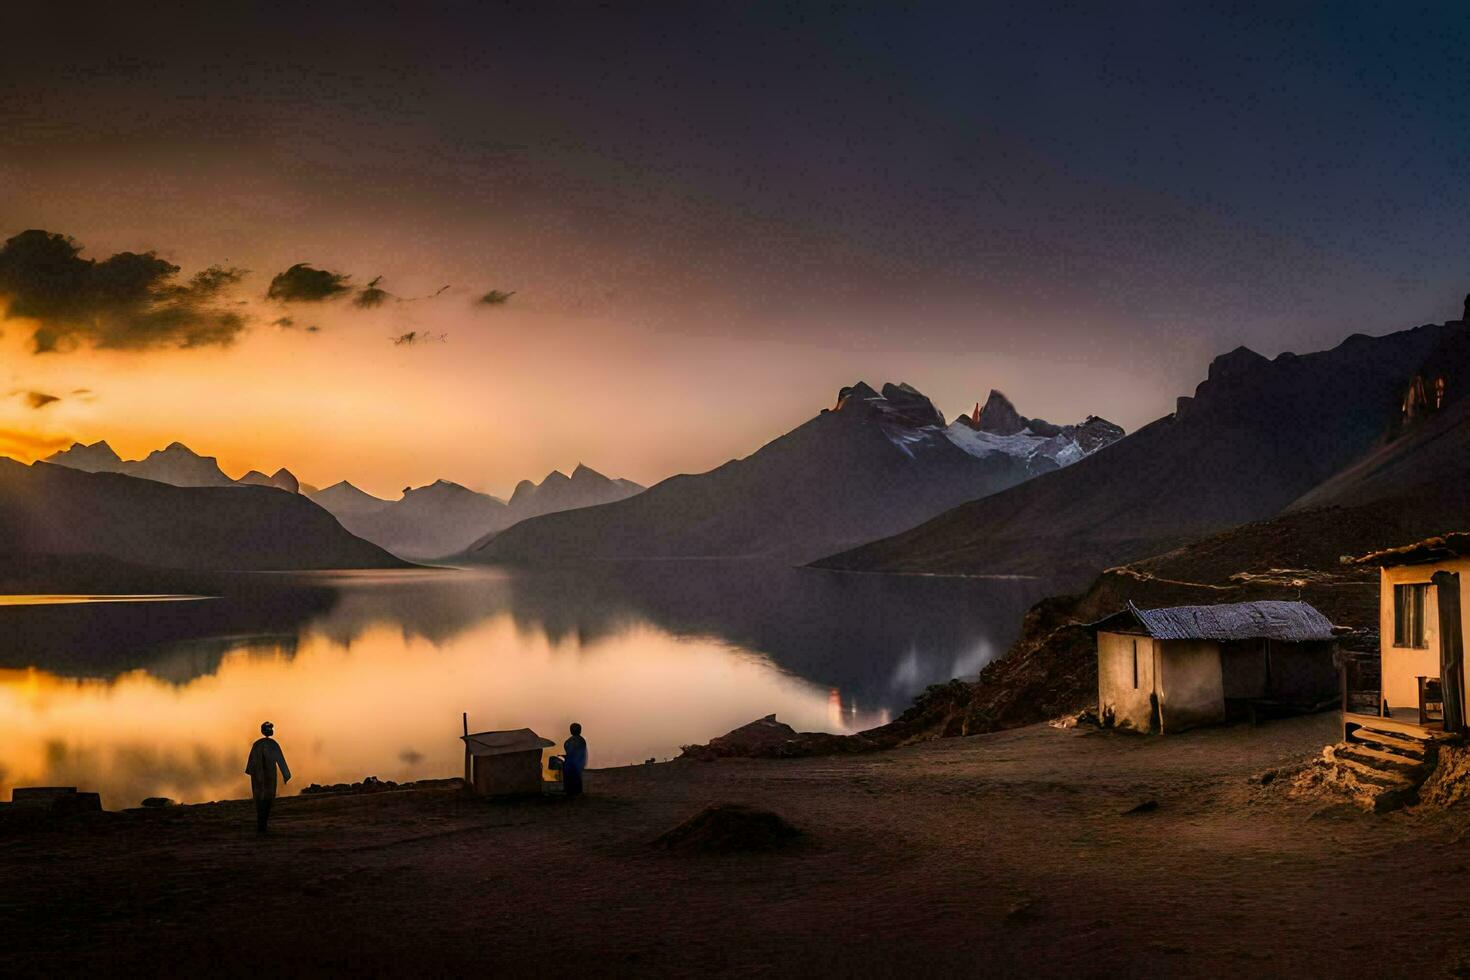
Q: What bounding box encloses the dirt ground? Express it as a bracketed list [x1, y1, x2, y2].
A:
[6, 714, 1470, 978]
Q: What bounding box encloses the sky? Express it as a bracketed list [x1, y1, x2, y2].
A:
[3, 2, 1469, 497]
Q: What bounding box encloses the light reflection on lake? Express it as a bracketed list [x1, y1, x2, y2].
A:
[0, 564, 1049, 808]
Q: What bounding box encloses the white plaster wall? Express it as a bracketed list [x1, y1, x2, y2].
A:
[1098, 631, 1156, 731]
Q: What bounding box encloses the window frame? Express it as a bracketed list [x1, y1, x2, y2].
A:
[1393, 582, 1429, 650]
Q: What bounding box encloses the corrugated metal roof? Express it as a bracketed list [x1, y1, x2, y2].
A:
[1093, 600, 1336, 643]
[462, 728, 555, 757]
[1344, 532, 1470, 568]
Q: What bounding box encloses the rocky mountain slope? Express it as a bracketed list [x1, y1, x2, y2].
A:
[0, 460, 405, 571]
[816, 323, 1460, 587]
[469, 381, 1122, 564]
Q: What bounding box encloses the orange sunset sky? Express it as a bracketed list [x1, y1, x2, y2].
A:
[5, 5, 1465, 498]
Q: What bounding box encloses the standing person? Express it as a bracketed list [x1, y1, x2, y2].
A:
[563, 722, 588, 797]
[245, 721, 292, 833]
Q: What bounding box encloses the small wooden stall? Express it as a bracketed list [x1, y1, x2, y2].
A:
[460, 717, 554, 797]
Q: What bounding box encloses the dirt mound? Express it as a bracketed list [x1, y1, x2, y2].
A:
[1417, 744, 1470, 807]
[653, 804, 802, 853]
[679, 713, 887, 760]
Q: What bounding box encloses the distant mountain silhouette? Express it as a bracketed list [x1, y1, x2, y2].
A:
[328, 465, 647, 560]
[46, 440, 296, 491]
[816, 322, 1464, 587]
[469, 381, 1120, 564]
[329, 479, 509, 560]
[0, 460, 405, 571]
[506, 463, 643, 522]
[310, 480, 393, 515]
[236, 468, 299, 492]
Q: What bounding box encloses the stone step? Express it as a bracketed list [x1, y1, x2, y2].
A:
[1331, 754, 1417, 789]
[1338, 744, 1429, 772]
[1352, 727, 1429, 757]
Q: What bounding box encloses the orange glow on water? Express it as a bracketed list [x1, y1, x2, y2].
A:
[0, 613, 883, 809]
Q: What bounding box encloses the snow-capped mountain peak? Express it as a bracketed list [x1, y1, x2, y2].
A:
[944, 389, 1123, 473]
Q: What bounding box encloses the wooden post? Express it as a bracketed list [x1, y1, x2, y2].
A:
[462, 712, 471, 791]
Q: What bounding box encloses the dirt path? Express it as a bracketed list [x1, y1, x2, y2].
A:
[6, 714, 1469, 977]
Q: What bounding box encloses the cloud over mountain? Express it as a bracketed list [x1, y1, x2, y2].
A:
[0, 229, 247, 353]
[266, 263, 351, 302]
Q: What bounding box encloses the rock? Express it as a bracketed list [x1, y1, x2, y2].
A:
[975, 390, 1028, 436]
[1121, 800, 1159, 815]
[653, 804, 802, 853]
[680, 714, 799, 760]
[834, 382, 879, 409]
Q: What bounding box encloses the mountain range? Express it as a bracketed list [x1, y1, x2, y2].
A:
[44, 439, 646, 562]
[316, 464, 645, 559]
[815, 320, 1466, 587]
[47, 440, 306, 492]
[468, 382, 1123, 564]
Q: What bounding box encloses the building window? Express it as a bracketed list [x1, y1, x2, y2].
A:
[1394, 583, 1428, 649]
[1132, 639, 1139, 689]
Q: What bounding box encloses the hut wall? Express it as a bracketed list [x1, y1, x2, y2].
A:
[1098, 630, 1158, 731]
[1157, 640, 1226, 733]
[1220, 640, 1337, 703]
[472, 749, 545, 797]
[1381, 563, 1448, 713]
[1220, 641, 1269, 699]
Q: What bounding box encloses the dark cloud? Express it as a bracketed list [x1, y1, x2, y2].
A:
[266, 263, 351, 302]
[271, 316, 295, 328]
[392, 330, 447, 346]
[0, 230, 248, 353]
[70, 388, 91, 395]
[477, 289, 515, 306]
[25, 391, 60, 409]
[354, 275, 391, 309]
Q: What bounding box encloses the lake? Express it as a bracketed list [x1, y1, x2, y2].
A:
[0, 563, 1050, 808]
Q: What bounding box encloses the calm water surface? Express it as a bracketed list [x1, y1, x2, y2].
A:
[0, 563, 1049, 808]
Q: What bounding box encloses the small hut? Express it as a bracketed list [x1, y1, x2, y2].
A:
[1091, 600, 1338, 733]
[460, 724, 554, 797]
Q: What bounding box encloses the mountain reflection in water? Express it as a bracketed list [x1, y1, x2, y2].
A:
[0, 563, 1049, 808]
